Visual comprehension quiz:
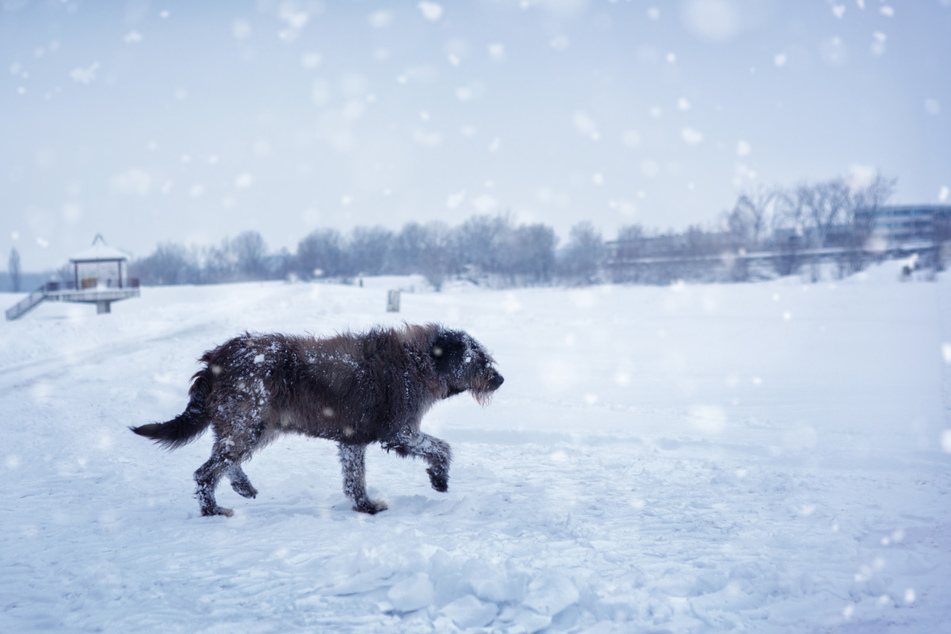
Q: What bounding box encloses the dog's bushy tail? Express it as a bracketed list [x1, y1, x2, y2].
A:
[130, 366, 215, 450]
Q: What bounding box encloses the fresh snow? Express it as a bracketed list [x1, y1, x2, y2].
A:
[2, 263, 950, 632]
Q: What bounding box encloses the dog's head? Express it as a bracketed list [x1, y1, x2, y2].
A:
[432, 328, 503, 405]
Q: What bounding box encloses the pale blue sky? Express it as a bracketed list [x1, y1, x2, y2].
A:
[3, 0, 950, 270]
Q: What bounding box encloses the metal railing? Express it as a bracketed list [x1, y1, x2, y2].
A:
[5, 288, 48, 321]
[41, 278, 140, 292]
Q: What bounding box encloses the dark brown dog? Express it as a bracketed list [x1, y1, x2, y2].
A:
[131, 324, 503, 516]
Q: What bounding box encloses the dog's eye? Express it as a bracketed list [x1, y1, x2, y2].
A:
[433, 346, 443, 357]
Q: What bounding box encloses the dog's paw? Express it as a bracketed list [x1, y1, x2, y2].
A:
[230, 481, 258, 499]
[354, 499, 388, 514]
[427, 467, 449, 492]
[201, 505, 234, 517]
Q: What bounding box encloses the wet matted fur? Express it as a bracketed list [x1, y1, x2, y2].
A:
[130, 323, 503, 516]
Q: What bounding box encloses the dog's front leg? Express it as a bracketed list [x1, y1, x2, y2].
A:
[387, 430, 452, 492]
[337, 443, 388, 514]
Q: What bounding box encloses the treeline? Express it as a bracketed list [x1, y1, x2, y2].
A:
[608, 172, 946, 283]
[128, 172, 946, 290]
[129, 214, 602, 290]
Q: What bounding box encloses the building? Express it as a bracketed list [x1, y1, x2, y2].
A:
[856, 205, 951, 245]
[5, 235, 140, 320]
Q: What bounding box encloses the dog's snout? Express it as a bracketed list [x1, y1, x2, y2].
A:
[490, 371, 504, 390]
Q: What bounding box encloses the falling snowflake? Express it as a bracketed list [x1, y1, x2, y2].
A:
[70, 62, 99, 84]
[418, 2, 443, 21]
[681, 128, 704, 145]
[446, 190, 466, 209]
[572, 112, 599, 140]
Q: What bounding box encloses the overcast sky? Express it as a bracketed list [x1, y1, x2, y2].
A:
[3, 0, 950, 271]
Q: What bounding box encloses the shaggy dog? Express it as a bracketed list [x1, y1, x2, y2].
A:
[130, 324, 503, 517]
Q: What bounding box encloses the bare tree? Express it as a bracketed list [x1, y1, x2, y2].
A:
[348, 226, 393, 277]
[231, 231, 268, 280]
[201, 239, 239, 284]
[608, 224, 646, 283]
[8, 247, 21, 292]
[616, 224, 645, 253]
[521, 223, 557, 283]
[297, 229, 346, 280]
[132, 242, 201, 285]
[455, 213, 514, 278]
[848, 172, 896, 244]
[728, 186, 777, 249]
[771, 179, 849, 276]
[770, 190, 807, 276]
[850, 172, 895, 219]
[560, 221, 604, 285]
[418, 221, 455, 291]
[838, 172, 897, 275]
[779, 183, 816, 246]
[497, 223, 557, 284]
[812, 178, 853, 246]
[388, 222, 427, 274]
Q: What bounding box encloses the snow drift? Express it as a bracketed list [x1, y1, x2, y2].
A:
[2, 264, 950, 632]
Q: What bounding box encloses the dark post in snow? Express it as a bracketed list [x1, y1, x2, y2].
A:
[387, 290, 400, 312]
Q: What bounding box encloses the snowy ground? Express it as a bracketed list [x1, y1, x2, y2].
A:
[2, 264, 950, 633]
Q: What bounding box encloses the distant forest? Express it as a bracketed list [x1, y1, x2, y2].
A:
[7, 172, 947, 294]
[125, 172, 947, 289]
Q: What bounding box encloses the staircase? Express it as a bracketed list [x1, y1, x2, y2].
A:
[5, 286, 48, 321]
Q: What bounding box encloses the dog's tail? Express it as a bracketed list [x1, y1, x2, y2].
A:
[130, 365, 215, 450]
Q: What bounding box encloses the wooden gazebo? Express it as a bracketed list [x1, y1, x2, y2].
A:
[70, 234, 131, 293]
[5, 235, 140, 320]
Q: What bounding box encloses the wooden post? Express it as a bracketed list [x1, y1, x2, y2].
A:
[386, 290, 400, 312]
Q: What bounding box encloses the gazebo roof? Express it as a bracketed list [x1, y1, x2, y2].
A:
[70, 235, 129, 263]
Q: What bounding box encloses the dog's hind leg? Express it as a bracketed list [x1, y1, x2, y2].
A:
[384, 430, 452, 493]
[194, 447, 234, 517]
[225, 423, 268, 500]
[337, 443, 388, 514]
[196, 412, 270, 515]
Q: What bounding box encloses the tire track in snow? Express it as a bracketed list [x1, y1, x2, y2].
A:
[0, 322, 217, 393]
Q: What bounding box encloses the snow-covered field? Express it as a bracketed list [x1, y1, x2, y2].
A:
[2, 265, 950, 633]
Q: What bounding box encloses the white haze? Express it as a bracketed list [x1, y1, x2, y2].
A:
[1, 0, 950, 270]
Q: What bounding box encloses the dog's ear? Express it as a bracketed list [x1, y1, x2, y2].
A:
[432, 329, 465, 374]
